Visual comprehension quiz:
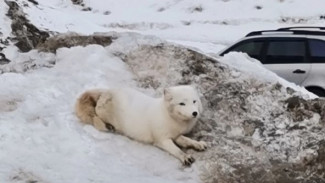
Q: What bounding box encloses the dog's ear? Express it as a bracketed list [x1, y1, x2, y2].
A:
[190, 84, 199, 91]
[163, 88, 173, 101]
[190, 84, 197, 89]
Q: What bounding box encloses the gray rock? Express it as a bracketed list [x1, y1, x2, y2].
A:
[5, 0, 49, 52]
[37, 32, 116, 53]
[0, 53, 10, 65]
[111, 39, 325, 183]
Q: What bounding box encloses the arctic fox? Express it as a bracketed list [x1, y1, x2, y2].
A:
[75, 85, 207, 165]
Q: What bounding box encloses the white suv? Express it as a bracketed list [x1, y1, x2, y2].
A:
[219, 26, 325, 97]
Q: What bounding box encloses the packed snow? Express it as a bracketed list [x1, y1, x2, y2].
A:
[1, 0, 325, 182]
[0, 45, 200, 183]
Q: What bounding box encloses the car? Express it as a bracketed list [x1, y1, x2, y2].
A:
[218, 26, 325, 97]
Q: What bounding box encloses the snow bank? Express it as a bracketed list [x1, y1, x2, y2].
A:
[0, 44, 200, 183]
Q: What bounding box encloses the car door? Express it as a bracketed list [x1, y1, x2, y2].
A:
[262, 38, 311, 85]
[302, 39, 325, 89]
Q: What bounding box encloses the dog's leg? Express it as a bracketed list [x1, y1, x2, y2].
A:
[156, 139, 194, 166]
[93, 116, 110, 132]
[175, 135, 207, 151]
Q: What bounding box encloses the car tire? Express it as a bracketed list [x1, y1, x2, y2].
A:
[306, 87, 325, 97]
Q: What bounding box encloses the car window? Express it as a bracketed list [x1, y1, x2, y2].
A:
[309, 40, 325, 63]
[265, 41, 305, 64]
[228, 41, 263, 60]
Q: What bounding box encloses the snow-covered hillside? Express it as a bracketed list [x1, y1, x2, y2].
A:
[2, 0, 325, 54]
[1, 0, 325, 183]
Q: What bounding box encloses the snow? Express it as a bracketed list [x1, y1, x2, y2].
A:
[0, 45, 199, 182]
[0, 0, 11, 38]
[12, 0, 325, 51]
[1, 0, 325, 182]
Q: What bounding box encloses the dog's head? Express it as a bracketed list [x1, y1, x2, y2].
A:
[163, 85, 203, 122]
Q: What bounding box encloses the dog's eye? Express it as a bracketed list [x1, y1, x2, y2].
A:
[193, 100, 196, 104]
[179, 102, 185, 106]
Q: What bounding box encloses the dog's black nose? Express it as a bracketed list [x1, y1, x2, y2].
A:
[192, 111, 198, 117]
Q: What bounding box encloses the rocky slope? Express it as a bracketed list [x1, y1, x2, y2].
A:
[108, 34, 325, 183]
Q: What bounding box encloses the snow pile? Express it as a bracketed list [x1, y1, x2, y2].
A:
[0, 48, 55, 74]
[0, 44, 203, 183]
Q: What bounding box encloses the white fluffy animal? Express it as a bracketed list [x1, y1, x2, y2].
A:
[75, 85, 207, 165]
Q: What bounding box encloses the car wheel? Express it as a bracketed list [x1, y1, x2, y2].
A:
[306, 87, 325, 97]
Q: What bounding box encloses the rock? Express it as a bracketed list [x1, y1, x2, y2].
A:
[0, 53, 10, 65]
[5, 0, 49, 52]
[286, 96, 325, 123]
[108, 36, 325, 182]
[71, 0, 83, 5]
[37, 32, 116, 53]
[10, 169, 45, 183]
[27, 0, 38, 6]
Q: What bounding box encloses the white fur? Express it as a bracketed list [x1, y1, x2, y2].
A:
[91, 85, 206, 165]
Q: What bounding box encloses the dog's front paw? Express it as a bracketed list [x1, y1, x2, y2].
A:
[193, 141, 207, 151]
[181, 154, 195, 166]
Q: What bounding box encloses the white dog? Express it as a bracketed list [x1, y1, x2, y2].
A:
[75, 85, 207, 165]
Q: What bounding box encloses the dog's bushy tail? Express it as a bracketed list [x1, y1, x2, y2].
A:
[75, 89, 103, 125]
